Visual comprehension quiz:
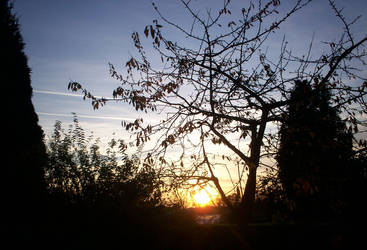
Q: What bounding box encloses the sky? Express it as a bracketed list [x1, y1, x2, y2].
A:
[12, 0, 367, 193]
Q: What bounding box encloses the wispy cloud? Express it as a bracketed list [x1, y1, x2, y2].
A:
[34, 89, 84, 97]
[34, 89, 109, 99]
[38, 112, 135, 121]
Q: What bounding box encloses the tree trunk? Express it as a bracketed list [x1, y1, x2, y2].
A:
[239, 166, 257, 227]
[236, 117, 267, 227]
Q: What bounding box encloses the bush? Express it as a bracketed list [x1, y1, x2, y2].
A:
[45, 116, 163, 220]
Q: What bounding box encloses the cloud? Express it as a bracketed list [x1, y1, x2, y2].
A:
[33, 89, 106, 99]
[37, 112, 135, 121]
[34, 89, 84, 97]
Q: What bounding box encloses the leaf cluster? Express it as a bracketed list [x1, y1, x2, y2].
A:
[45, 116, 162, 208]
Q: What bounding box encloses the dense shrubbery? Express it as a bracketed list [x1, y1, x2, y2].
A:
[45, 116, 163, 222]
[41, 119, 201, 248]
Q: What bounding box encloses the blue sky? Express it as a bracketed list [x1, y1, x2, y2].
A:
[14, 0, 158, 141]
[11, 0, 366, 195]
[13, 0, 367, 145]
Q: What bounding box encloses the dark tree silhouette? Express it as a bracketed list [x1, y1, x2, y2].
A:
[68, 0, 367, 228]
[345, 148, 367, 222]
[1, 0, 47, 223]
[277, 80, 353, 221]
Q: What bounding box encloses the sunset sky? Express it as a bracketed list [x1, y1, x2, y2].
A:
[13, 0, 367, 195]
[13, 0, 366, 137]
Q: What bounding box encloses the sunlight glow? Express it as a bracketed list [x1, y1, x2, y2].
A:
[193, 189, 211, 207]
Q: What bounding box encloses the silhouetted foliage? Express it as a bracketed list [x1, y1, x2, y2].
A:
[1, 0, 47, 223]
[340, 145, 367, 224]
[45, 117, 163, 220]
[68, 0, 367, 228]
[40, 118, 205, 249]
[256, 167, 288, 222]
[276, 80, 354, 221]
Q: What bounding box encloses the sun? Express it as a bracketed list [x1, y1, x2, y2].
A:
[193, 189, 211, 207]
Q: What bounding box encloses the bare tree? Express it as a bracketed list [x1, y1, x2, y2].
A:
[69, 0, 367, 226]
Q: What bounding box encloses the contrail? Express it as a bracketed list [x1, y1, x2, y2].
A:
[34, 89, 137, 121]
[34, 89, 84, 98]
[38, 112, 136, 121]
[34, 89, 106, 99]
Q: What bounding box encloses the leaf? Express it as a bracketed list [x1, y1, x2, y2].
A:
[272, 0, 280, 6]
[155, 37, 160, 47]
[92, 101, 99, 110]
[228, 21, 236, 27]
[144, 26, 149, 38]
[150, 25, 155, 38]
